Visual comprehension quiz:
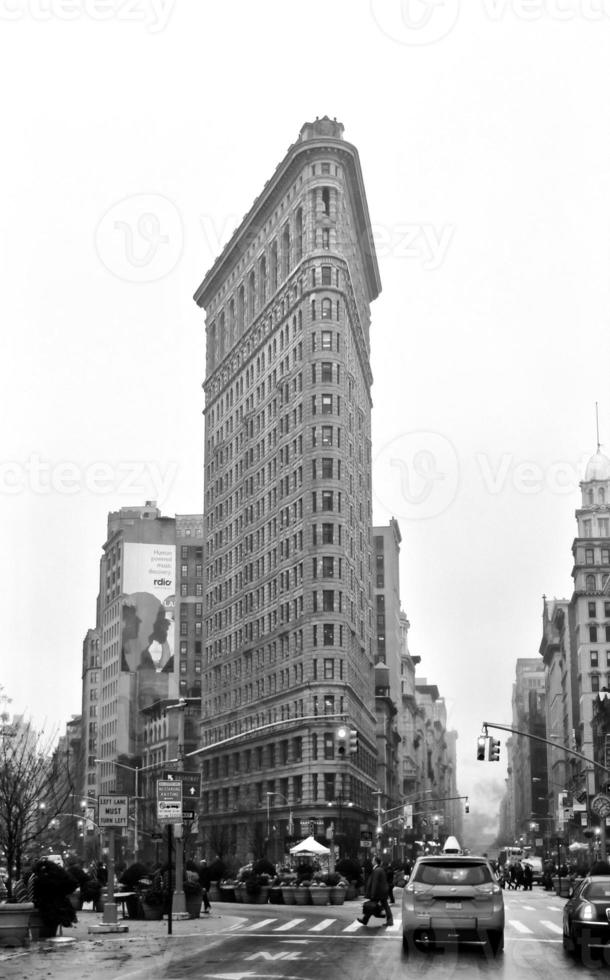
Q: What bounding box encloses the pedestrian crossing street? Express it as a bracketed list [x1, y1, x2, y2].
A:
[232, 903, 565, 938]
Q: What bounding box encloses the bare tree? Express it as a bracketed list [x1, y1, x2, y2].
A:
[0, 706, 76, 899]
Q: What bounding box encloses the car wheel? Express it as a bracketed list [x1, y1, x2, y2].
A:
[488, 930, 504, 955]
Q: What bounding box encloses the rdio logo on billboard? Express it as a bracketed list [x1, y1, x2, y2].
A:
[153, 578, 172, 587]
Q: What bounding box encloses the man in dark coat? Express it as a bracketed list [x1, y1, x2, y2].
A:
[357, 855, 393, 926]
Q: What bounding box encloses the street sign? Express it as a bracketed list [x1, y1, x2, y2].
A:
[163, 769, 201, 799]
[157, 779, 183, 824]
[98, 795, 129, 827]
[591, 794, 610, 818]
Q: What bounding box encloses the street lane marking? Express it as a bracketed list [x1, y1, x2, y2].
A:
[310, 918, 335, 932]
[510, 920, 533, 933]
[522, 905, 535, 910]
[546, 905, 562, 911]
[343, 921, 364, 932]
[541, 920, 563, 934]
[246, 918, 277, 930]
[274, 918, 306, 931]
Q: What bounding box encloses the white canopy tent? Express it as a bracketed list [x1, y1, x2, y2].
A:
[289, 835, 330, 856]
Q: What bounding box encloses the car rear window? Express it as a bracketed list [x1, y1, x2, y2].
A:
[414, 862, 492, 886]
[586, 882, 610, 900]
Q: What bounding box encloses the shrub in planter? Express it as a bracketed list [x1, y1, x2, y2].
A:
[141, 876, 167, 919]
[31, 859, 78, 935]
[183, 877, 203, 918]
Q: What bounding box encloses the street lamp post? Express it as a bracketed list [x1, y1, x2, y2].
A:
[166, 698, 188, 917]
[267, 792, 293, 865]
[95, 758, 161, 862]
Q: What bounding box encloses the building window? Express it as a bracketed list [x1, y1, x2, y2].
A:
[323, 624, 335, 646]
[590, 625, 598, 642]
[591, 651, 599, 667]
[584, 520, 592, 538]
[589, 601, 597, 617]
[586, 548, 595, 566]
[322, 589, 334, 611]
[321, 298, 332, 319]
[321, 458, 333, 478]
[600, 518, 609, 537]
[324, 773, 335, 801]
[322, 228, 330, 249]
[603, 548, 610, 565]
[321, 425, 333, 446]
[321, 362, 333, 383]
[324, 657, 334, 678]
[324, 695, 334, 715]
[321, 394, 333, 414]
[586, 574, 596, 593]
[321, 331, 332, 350]
[321, 490, 333, 511]
[324, 732, 334, 759]
[322, 524, 333, 544]
[592, 674, 600, 693]
[322, 557, 334, 577]
[321, 265, 332, 284]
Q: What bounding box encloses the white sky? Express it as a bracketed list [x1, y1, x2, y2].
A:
[3, 1, 610, 832]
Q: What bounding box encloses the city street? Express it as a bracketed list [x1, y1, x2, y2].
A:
[1, 889, 603, 980]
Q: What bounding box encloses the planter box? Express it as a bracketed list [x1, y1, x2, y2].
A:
[269, 887, 283, 904]
[280, 886, 296, 905]
[220, 886, 236, 903]
[186, 896, 202, 919]
[141, 901, 164, 920]
[310, 887, 331, 906]
[0, 903, 35, 947]
[294, 888, 311, 905]
[329, 886, 346, 905]
[552, 877, 572, 897]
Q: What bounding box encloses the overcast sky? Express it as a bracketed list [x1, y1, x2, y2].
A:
[3, 1, 610, 831]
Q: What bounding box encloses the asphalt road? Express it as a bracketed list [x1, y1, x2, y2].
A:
[1, 887, 605, 980]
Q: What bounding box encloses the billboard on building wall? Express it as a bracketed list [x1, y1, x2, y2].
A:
[120, 543, 176, 674]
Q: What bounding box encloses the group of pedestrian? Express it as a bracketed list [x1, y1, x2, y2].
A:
[499, 860, 533, 890]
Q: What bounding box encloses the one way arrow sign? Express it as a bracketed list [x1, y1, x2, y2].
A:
[163, 770, 201, 798]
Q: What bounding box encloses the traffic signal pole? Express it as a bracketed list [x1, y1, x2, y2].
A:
[482, 720, 609, 862]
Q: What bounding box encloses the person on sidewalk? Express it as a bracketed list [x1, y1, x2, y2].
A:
[357, 854, 393, 926]
[198, 859, 212, 913]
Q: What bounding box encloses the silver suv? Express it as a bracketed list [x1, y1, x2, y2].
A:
[401, 854, 504, 955]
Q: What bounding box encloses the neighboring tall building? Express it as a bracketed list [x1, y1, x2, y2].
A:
[507, 658, 547, 844]
[539, 597, 577, 826]
[94, 501, 178, 795]
[570, 448, 610, 798]
[192, 117, 382, 858]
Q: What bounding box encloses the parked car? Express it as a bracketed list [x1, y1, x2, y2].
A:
[401, 854, 504, 955]
[563, 875, 610, 960]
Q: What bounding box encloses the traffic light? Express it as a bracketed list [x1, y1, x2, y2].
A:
[336, 725, 348, 757]
[349, 729, 359, 754]
[476, 736, 487, 761]
[465, 804, 469, 814]
[487, 738, 501, 761]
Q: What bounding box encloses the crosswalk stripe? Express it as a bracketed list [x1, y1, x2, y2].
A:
[310, 918, 335, 932]
[274, 918, 305, 931]
[541, 920, 563, 934]
[522, 905, 535, 911]
[246, 918, 277, 930]
[343, 921, 364, 932]
[546, 905, 561, 911]
[510, 920, 533, 934]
